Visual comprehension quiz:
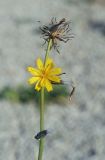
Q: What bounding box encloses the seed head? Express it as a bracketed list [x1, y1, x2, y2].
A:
[40, 18, 73, 53]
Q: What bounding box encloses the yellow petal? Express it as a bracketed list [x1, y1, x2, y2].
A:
[50, 67, 62, 75]
[48, 76, 61, 83]
[35, 81, 41, 91]
[36, 58, 43, 70]
[27, 67, 40, 76]
[45, 63, 53, 74]
[45, 79, 53, 92]
[40, 78, 45, 87]
[28, 77, 39, 84]
[45, 58, 54, 68]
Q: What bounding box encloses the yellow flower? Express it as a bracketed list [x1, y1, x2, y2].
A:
[27, 58, 62, 92]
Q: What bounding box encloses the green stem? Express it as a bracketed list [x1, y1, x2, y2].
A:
[44, 39, 52, 64]
[37, 39, 52, 160]
[38, 87, 44, 160]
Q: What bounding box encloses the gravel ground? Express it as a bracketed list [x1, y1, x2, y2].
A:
[0, 0, 105, 160]
[1, 100, 105, 160]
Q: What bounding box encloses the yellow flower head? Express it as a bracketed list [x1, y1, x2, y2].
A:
[27, 58, 62, 92]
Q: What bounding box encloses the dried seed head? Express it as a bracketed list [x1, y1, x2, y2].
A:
[40, 18, 73, 53]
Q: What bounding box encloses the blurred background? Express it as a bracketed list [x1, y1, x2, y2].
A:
[0, 0, 105, 160]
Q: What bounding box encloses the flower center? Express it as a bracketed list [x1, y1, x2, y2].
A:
[41, 69, 48, 79]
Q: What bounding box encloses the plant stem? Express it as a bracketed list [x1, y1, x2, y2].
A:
[37, 39, 52, 160]
[38, 87, 44, 160]
[44, 39, 52, 64]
